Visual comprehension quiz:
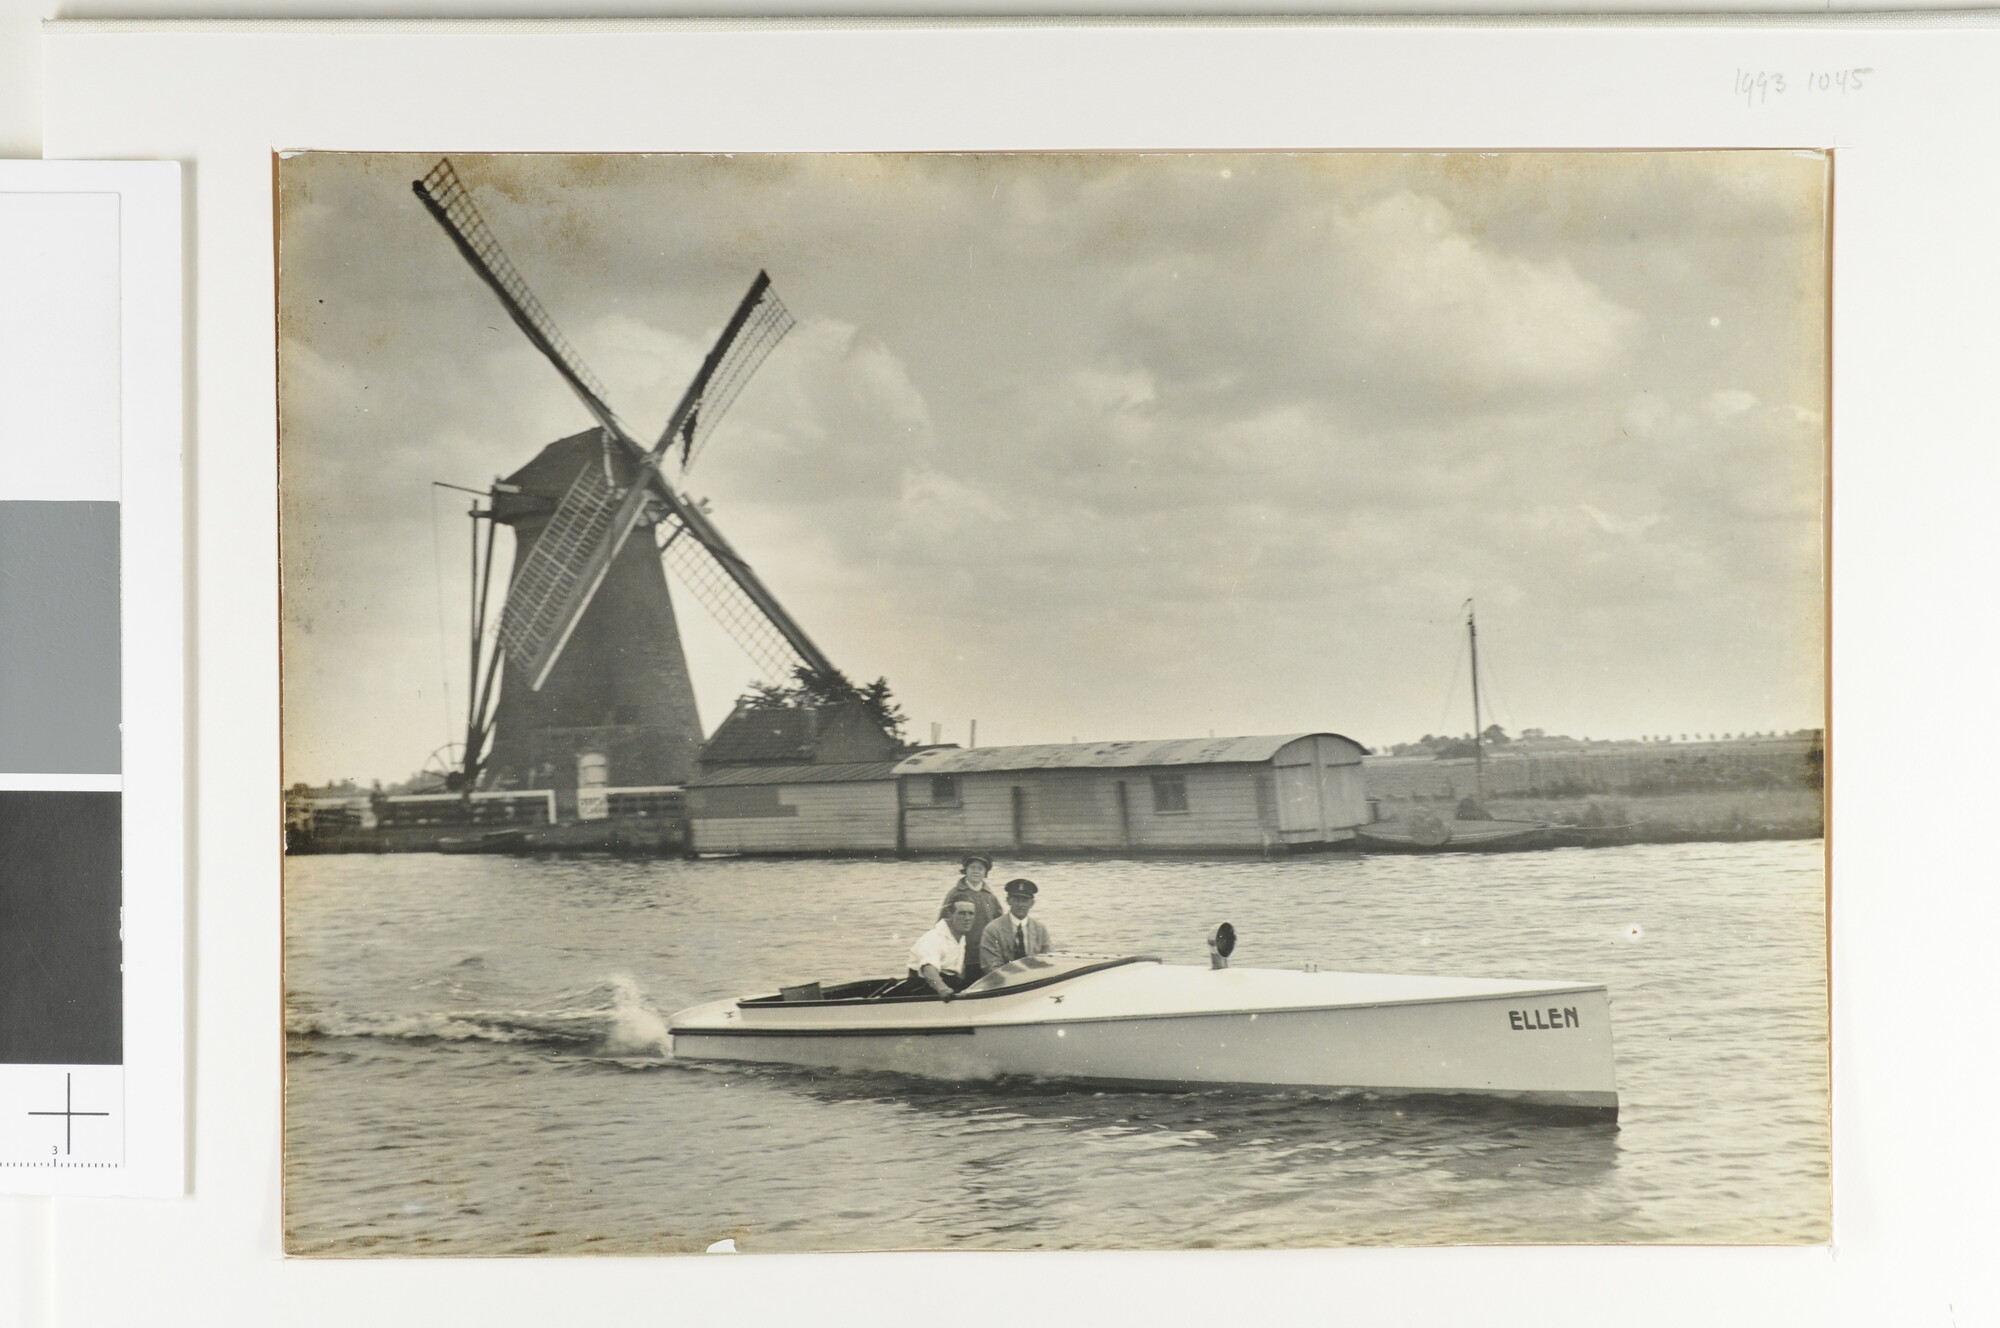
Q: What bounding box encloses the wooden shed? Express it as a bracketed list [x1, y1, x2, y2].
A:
[685, 760, 901, 855]
[893, 734, 1368, 855]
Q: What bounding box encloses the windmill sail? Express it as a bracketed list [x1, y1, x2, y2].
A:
[487, 274, 816, 691]
[659, 516, 817, 688]
[493, 438, 630, 681]
[413, 160, 625, 438]
[415, 157, 836, 696]
[665, 272, 797, 471]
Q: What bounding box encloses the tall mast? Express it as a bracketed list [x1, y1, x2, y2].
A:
[463, 497, 481, 795]
[463, 498, 499, 792]
[1467, 599, 1486, 805]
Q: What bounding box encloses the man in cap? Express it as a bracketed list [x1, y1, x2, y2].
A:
[937, 853, 1004, 982]
[908, 899, 978, 1000]
[978, 878, 1051, 972]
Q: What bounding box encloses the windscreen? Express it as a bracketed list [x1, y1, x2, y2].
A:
[962, 953, 1156, 994]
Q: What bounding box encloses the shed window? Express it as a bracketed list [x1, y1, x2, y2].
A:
[1151, 774, 1189, 813]
[929, 774, 961, 806]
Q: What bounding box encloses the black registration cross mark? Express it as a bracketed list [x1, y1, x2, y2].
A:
[28, 1073, 110, 1155]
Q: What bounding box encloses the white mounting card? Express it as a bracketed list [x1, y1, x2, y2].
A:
[28, 14, 2000, 1328]
[0, 161, 184, 1196]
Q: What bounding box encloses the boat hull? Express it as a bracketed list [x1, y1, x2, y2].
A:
[671, 972, 1617, 1117]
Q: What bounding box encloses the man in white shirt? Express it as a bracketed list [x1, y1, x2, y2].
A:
[908, 899, 978, 999]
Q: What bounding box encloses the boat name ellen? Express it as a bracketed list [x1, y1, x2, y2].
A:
[1510, 1006, 1583, 1031]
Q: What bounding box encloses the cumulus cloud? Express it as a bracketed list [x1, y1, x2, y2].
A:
[279, 151, 1827, 782]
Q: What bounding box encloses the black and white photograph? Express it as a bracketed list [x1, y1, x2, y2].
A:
[278, 149, 1827, 1255]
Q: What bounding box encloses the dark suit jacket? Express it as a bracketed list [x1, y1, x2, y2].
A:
[978, 913, 1051, 971]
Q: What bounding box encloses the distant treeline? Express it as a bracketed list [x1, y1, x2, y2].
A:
[1381, 726, 1823, 760]
[1365, 734, 1822, 803]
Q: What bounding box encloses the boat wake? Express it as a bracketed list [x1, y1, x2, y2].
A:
[286, 973, 673, 1058]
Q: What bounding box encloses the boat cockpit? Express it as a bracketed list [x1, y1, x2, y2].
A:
[739, 954, 1161, 1007]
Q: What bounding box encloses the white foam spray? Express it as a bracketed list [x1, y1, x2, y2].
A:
[602, 972, 671, 1057]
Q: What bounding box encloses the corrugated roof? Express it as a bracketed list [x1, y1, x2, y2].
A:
[688, 760, 901, 788]
[892, 734, 1354, 776]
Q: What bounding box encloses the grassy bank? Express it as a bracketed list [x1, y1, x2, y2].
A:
[1483, 787, 1823, 841]
[1368, 786, 1824, 844]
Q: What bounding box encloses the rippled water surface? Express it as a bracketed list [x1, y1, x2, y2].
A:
[284, 842, 1828, 1254]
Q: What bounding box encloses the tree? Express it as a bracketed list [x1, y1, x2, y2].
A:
[741, 665, 908, 741]
[1482, 724, 1510, 746]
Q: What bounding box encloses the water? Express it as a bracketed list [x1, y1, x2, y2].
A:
[283, 841, 1828, 1254]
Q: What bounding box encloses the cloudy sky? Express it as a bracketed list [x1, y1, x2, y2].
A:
[278, 151, 1826, 786]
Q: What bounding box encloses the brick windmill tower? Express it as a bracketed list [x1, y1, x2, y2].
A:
[412, 159, 841, 814]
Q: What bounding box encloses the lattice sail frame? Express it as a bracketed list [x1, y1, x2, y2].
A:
[416, 160, 622, 433]
[494, 437, 625, 672]
[674, 287, 797, 471]
[657, 523, 809, 687]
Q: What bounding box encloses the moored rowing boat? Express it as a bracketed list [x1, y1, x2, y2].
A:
[1354, 817, 1552, 853]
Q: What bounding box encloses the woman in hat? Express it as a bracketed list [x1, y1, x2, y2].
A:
[937, 853, 1003, 981]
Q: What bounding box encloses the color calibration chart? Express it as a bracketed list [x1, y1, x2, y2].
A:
[0, 164, 182, 1194]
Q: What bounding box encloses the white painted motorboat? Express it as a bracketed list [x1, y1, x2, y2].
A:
[668, 953, 1618, 1118]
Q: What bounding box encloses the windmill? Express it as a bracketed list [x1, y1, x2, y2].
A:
[412, 158, 839, 803]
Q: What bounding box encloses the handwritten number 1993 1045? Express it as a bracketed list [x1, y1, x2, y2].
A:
[1736, 67, 1873, 107]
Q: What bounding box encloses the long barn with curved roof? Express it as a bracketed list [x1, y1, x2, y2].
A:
[893, 733, 1367, 855]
